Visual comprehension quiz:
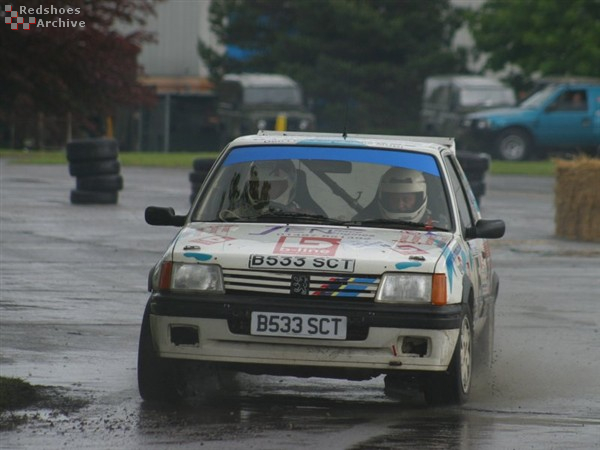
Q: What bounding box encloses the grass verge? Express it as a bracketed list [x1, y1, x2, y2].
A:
[0, 377, 38, 412]
[0, 376, 88, 431]
[0, 149, 219, 167]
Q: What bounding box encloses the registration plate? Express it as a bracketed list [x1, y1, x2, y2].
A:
[250, 312, 347, 340]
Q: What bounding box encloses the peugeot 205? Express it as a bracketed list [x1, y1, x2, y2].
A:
[138, 131, 505, 405]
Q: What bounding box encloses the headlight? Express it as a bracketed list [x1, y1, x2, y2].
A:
[375, 273, 447, 305]
[475, 119, 491, 130]
[156, 262, 224, 293]
[299, 119, 310, 130]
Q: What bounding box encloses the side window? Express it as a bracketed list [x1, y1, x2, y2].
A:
[445, 156, 475, 233]
[430, 86, 450, 109]
[553, 89, 588, 111]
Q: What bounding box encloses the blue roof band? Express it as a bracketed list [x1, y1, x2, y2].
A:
[223, 145, 441, 176]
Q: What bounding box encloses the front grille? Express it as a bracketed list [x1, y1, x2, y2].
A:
[222, 269, 379, 299]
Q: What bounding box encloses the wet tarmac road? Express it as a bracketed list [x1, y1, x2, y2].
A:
[1, 160, 599, 449]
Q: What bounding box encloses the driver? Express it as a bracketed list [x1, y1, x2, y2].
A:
[244, 160, 297, 210]
[220, 160, 301, 220]
[353, 167, 432, 223]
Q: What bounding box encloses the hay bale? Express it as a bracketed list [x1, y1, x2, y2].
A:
[554, 156, 600, 242]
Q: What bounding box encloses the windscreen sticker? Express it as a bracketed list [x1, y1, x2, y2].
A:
[223, 145, 441, 176]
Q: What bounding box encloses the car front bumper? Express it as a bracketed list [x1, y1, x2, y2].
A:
[147, 293, 465, 375]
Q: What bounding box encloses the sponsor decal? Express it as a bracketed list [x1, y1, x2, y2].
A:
[190, 235, 235, 246]
[391, 244, 428, 255]
[187, 224, 237, 245]
[311, 277, 374, 298]
[183, 252, 213, 261]
[395, 262, 423, 270]
[197, 225, 237, 235]
[274, 236, 340, 256]
[251, 225, 377, 240]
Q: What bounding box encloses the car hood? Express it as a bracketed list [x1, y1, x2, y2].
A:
[171, 223, 454, 274]
[466, 106, 533, 120]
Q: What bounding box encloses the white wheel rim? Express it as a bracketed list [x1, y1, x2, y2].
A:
[460, 316, 472, 393]
[500, 135, 526, 160]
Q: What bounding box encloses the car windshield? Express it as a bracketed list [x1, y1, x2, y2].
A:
[192, 145, 453, 231]
[519, 85, 558, 108]
[243, 87, 303, 105]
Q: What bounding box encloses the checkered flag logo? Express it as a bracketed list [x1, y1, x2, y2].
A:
[4, 5, 36, 30]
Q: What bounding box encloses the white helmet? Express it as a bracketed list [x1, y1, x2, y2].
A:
[245, 160, 297, 209]
[377, 167, 428, 222]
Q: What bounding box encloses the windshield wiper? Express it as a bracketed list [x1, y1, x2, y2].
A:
[345, 218, 449, 231]
[255, 210, 347, 225]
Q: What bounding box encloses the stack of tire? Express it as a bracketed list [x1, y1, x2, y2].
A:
[456, 151, 490, 206]
[189, 157, 216, 203]
[67, 138, 123, 205]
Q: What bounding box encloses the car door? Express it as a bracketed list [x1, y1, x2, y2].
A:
[536, 88, 598, 147]
[444, 155, 491, 328]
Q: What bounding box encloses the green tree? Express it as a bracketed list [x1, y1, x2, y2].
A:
[199, 0, 467, 134]
[0, 0, 160, 148]
[468, 0, 600, 78]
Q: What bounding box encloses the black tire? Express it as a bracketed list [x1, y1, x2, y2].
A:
[192, 157, 215, 172]
[66, 139, 119, 162]
[476, 305, 495, 374]
[456, 151, 490, 173]
[189, 169, 210, 184]
[423, 306, 473, 406]
[70, 189, 118, 205]
[190, 181, 203, 193]
[69, 159, 121, 177]
[495, 128, 532, 161]
[468, 180, 485, 205]
[76, 174, 123, 192]
[137, 303, 183, 403]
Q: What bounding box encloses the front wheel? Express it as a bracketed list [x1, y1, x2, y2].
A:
[495, 128, 532, 161]
[423, 308, 473, 405]
[137, 304, 183, 403]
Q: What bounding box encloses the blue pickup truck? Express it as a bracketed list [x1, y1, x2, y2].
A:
[459, 81, 600, 160]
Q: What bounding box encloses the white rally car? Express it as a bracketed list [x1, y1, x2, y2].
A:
[138, 131, 505, 405]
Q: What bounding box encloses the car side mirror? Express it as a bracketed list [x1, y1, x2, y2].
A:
[466, 219, 505, 240]
[145, 206, 186, 227]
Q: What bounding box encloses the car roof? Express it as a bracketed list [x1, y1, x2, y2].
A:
[535, 76, 600, 86]
[229, 131, 455, 155]
[425, 75, 508, 88]
[221, 73, 299, 88]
